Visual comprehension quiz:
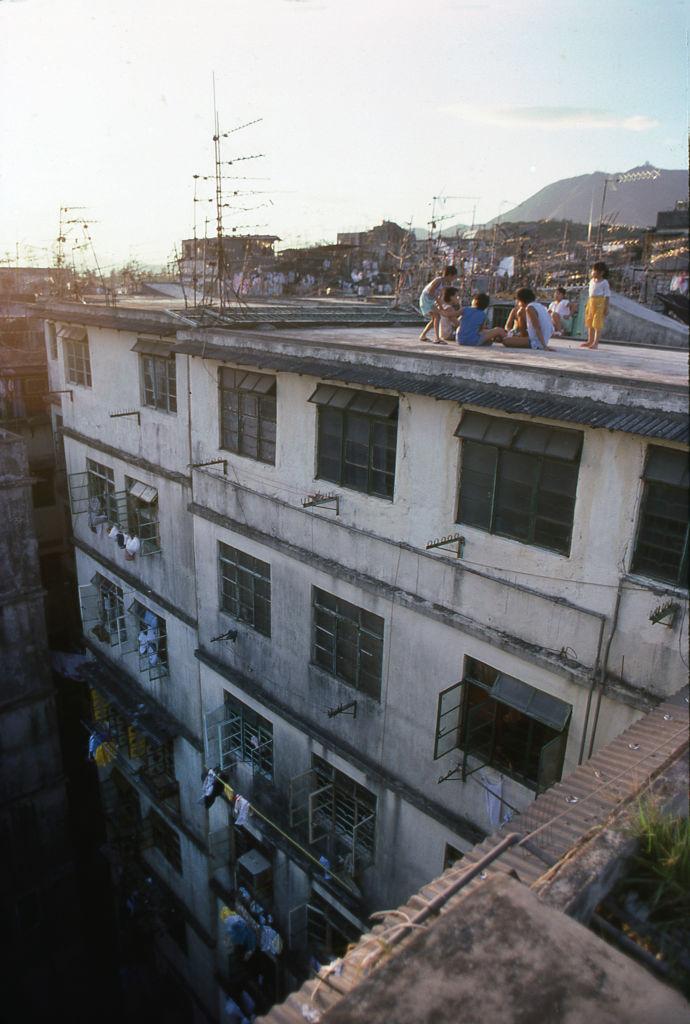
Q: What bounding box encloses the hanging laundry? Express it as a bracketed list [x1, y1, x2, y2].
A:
[200, 769, 225, 808]
[116, 532, 126, 549]
[234, 795, 251, 827]
[88, 730, 114, 767]
[219, 907, 257, 954]
[318, 855, 332, 881]
[124, 535, 140, 560]
[259, 924, 283, 956]
[108, 525, 120, 540]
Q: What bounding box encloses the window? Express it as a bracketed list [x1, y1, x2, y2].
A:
[62, 328, 92, 387]
[127, 599, 168, 680]
[221, 692, 273, 778]
[309, 385, 398, 499]
[31, 466, 55, 508]
[125, 477, 161, 555]
[456, 412, 582, 555]
[86, 457, 119, 520]
[219, 367, 276, 464]
[290, 756, 377, 876]
[141, 353, 177, 413]
[443, 844, 464, 871]
[434, 657, 572, 792]
[631, 446, 688, 588]
[219, 542, 271, 636]
[149, 809, 182, 873]
[79, 573, 127, 646]
[312, 587, 383, 700]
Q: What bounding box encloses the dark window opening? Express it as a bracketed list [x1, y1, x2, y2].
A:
[312, 587, 383, 699]
[434, 657, 571, 792]
[219, 542, 271, 636]
[310, 385, 398, 499]
[631, 446, 688, 588]
[456, 412, 582, 555]
[219, 367, 276, 464]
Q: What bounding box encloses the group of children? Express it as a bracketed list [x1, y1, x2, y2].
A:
[418, 262, 611, 351]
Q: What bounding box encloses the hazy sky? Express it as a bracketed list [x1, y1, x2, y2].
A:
[1, 0, 687, 268]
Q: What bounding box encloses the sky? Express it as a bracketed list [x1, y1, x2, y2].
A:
[0, 0, 687, 269]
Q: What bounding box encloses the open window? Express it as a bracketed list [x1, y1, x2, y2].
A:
[126, 478, 161, 555]
[289, 897, 358, 961]
[124, 599, 168, 681]
[433, 658, 572, 793]
[79, 574, 127, 647]
[289, 757, 376, 877]
[203, 695, 273, 779]
[68, 459, 127, 524]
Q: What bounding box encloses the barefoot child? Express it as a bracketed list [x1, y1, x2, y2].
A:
[581, 261, 610, 349]
[419, 265, 458, 342]
[437, 286, 461, 342]
[500, 288, 554, 350]
[456, 293, 508, 346]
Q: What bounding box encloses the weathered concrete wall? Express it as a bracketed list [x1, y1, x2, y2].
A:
[606, 292, 689, 348]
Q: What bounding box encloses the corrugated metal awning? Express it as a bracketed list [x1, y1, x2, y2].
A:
[131, 337, 176, 358]
[644, 445, 689, 487]
[128, 480, 158, 503]
[174, 340, 689, 444]
[491, 674, 572, 731]
[308, 383, 398, 418]
[58, 325, 87, 342]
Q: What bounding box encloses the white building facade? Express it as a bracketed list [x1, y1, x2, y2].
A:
[43, 301, 689, 1021]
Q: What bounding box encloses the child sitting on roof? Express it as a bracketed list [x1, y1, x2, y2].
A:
[437, 286, 462, 342]
[456, 293, 508, 346]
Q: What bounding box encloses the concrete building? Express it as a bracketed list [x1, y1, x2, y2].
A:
[40, 298, 688, 1020]
[0, 425, 86, 1017]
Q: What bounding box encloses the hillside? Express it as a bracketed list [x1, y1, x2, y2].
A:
[433, 165, 687, 234]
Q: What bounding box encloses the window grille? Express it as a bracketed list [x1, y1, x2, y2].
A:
[309, 385, 398, 499]
[125, 599, 168, 681]
[631, 446, 689, 587]
[312, 587, 383, 699]
[203, 694, 273, 778]
[219, 542, 271, 636]
[219, 367, 276, 464]
[433, 658, 572, 792]
[125, 477, 161, 555]
[455, 412, 582, 555]
[289, 756, 376, 876]
[79, 574, 127, 647]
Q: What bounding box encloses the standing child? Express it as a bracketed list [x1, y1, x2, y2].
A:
[437, 286, 461, 342]
[419, 265, 458, 342]
[581, 261, 610, 349]
[456, 293, 508, 346]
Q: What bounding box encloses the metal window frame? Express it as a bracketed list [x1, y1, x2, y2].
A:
[79, 575, 128, 648]
[139, 352, 177, 414]
[148, 809, 182, 873]
[457, 438, 579, 555]
[124, 598, 168, 682]
[631, 475, 689, 589]
[204, 697, 274, 777]
[63, 336, 92, 388]
[458, 670, 571, 792]
[218, 541, 271, 636]
[433, 681, 464, 760]
[311, 587, 383, 697]
[218, 367, 277, 465]
[315, 401, 398, 500]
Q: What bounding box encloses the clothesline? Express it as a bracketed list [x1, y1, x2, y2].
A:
[204, 769, 354, 892]
[85, 716, 354, 893]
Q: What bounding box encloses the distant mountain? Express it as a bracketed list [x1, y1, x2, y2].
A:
[431, 165, 687, 235]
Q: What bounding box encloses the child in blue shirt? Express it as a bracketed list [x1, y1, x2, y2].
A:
[456, 293, 507, 346]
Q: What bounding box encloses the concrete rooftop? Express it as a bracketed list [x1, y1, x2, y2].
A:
[317, 875, 689, 1024]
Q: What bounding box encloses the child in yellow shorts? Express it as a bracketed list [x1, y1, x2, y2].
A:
[581, 261, 610, 349]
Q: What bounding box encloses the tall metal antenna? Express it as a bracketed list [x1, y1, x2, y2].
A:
[56, 206, 88, 297]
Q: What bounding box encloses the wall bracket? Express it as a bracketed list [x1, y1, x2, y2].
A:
[210, 629, 238, 643]
[44, 389, 74, 403]
[649, 600, 680, 628]
[438, 762, 463, 784]
[190, 458, 228, 475]
[426, 533, 465, 558]
[327, 700, 357, 719]
[302, 492, 340, 515]
[109, 409, 140, 425]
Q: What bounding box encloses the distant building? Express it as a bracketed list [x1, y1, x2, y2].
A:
[337, 220, 414, 262]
